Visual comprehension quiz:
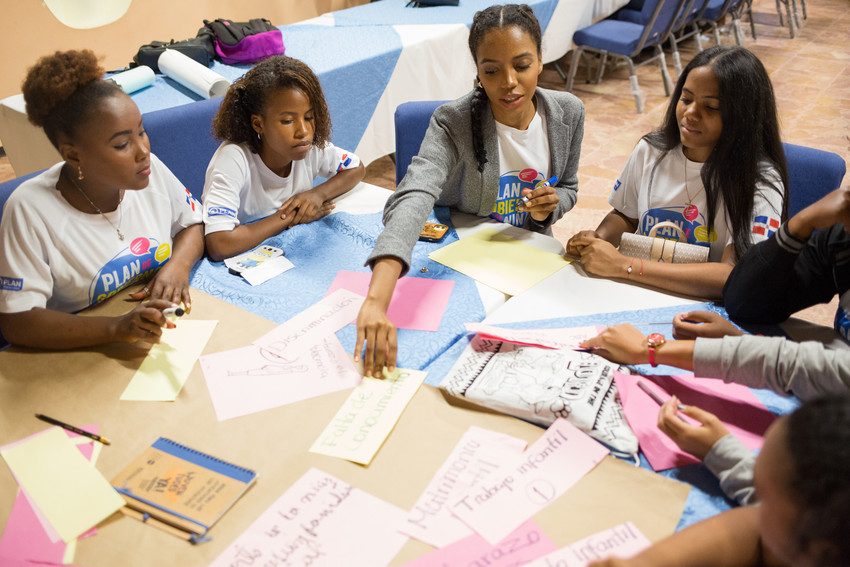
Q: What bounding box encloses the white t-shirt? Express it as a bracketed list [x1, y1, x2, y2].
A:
[490, 107, 550, 227]
[0, 154, 202, 314]
[201, 142, 361, 234]
[609, 139, 784, 261]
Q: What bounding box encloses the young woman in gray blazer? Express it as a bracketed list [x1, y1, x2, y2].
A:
[354, 4, 585, 376]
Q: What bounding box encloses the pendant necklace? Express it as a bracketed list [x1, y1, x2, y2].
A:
[682, 153, 704, 223]
[66, 168, 125, 241]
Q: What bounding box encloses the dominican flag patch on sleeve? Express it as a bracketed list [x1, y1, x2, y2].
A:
[184, 188, 199, 211]
[752, 215, 780, 237]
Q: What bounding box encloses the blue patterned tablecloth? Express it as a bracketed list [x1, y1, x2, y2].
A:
[423, 303, 799, 530]
[190, 208, 485, 371]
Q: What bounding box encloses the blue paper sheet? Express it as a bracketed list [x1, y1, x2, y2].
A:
[190, 208, 485, 371]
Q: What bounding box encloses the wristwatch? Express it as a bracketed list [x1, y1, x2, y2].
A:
[646, 333, 666, 367]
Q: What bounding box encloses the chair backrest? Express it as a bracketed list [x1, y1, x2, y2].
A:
[143, 97, 224, 201]
[394, 100, 446, 185]
[635, 0, 689, 53]
[0, 170, 41, 217]
[784, 142, 847, 217]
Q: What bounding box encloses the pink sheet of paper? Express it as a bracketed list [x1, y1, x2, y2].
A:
[200, 336, 361, 421]
[465, 324, 602, 350]
[451, 419, 609, 545]
[400, 426, 527, 547]
[210, 468, 408, 567]
[0, 427, 99, 563]
[526, 522, 651, 566]
[254, 288, 364, 357]
[327, 271, 455, 332]
[614, 372, 777, 471]
[403, 519, 556, 567]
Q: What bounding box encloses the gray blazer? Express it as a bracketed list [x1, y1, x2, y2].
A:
[367, 87, 585, 273]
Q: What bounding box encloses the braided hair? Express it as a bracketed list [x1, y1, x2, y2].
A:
[784, 395, 850, 566]
[22, 50, 123, 148]
[468, 4, 542, 172]
[213, 55, 331, 153]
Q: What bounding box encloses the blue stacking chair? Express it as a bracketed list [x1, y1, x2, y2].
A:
[394, 100, 446, 185]
[784, 143, 847, 217]
[568, 0, 687, 113]
[695, 0, 750, 47]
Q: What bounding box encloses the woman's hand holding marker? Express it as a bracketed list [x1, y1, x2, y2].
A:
[518, 175, 559, 221]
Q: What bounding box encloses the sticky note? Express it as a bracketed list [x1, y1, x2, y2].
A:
[0, 428, 124, 543]
[120, 320, 218, 401]
[526, 522, 651, 566]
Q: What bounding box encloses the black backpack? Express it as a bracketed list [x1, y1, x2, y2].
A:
[132, 30, 216, 73]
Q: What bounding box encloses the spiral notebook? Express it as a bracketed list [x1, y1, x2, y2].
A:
[110, 437, 257, 543]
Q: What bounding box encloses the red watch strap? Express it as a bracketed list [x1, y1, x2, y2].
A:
[648, 345, 658, 367]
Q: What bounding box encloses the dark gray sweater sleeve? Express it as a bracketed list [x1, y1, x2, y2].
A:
[366, 111, 459, 274]
[703, 434, 757, 505]
[693, 335, 850, 400]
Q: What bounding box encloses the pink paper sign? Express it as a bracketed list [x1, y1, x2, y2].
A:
[465, 324, 602, 350]
[403, 520, 557, 567]
[614, 372, 777, 471]
[327, 271, 455, 332]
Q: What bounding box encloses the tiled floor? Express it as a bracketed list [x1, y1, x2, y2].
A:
[2, 0, 847, 323]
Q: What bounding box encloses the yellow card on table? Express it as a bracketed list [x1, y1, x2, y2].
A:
[120, 320, 218, 401]
[428, 227, 571, 296]
[0, 428, 124, 542]
[310, 368, 426, 465]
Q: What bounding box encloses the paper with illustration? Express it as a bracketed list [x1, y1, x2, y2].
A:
[209, 468, 408, 567]
[400, 426, 527, 547]
[120, 320, 218, 401]
[465, 323, 601, 350]
[450, 419, 609, 544]
[254, 288, 364, 357]
[428, 227, 570, 296]
[310, 368, 426, 465]
[200, 336, 361, 421]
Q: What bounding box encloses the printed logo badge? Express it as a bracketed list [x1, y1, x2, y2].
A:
[752, 215, 780, 237]
[683, 204, 699, 222]
[0, 276, 23, 292]
[206, 206, 237, 219]
[155, 243, 171, 263]
[491, 168, 543, 227]
[184, 188, 198, 211]
[130, 237, 151, 256]
[89, 237, 170, 304]
[518, 168, 538, 183]
[337, 153, 352, 172]
[613, 179, 622, 192]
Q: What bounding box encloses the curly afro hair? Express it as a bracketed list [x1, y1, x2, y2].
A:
[22, 49, 123, 148]
[213, 55, 331, 154]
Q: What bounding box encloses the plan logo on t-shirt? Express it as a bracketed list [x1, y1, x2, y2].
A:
[640, 206, 717, 246]
[490, 168, 542, 227]
[88, 236, 171, 305]
[0, 276, 23, 292]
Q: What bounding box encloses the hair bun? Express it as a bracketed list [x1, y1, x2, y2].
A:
[22, 50, 104, 128]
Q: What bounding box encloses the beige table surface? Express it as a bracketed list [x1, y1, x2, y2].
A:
[0, 288, 689, 566]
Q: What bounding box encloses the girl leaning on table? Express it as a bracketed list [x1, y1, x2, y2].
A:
[567, 45, 787, 299]
[0, 50, 204, 350]
[355, 3, 585, 376]
[588, 395, 850, 567]
[201, 55, 365, 261]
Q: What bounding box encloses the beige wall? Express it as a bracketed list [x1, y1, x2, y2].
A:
[0, 0, 367, 99]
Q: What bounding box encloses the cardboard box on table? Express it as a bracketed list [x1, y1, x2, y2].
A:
[0, 288, 689, 566]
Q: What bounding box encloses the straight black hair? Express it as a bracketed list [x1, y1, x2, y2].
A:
[468, 4, 542, 173]
[644, 46, 788, 260]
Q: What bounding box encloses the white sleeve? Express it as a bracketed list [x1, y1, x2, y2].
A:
[201, 144, 249, 235]
[314, 143, 361, 179]
[748, 167, 785, 244]
[0, 197, 52, 313]
[149, 154, 203, 237]
[608, 140, 645, 220]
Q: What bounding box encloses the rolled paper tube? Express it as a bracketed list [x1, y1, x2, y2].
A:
[158, 49, 230, 99]
[109, 66, 155, 94]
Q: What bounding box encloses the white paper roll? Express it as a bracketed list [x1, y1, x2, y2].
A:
[158, 49, 231, 99]
[109, 66, 155, 94]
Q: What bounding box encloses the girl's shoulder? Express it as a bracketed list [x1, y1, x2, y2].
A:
[3, 163, 66, 216]
[536, 87, 584, 115]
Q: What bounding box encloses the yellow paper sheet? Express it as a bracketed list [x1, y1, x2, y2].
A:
[120, 320, 218, 401]
[310, 368, 426, 465]
[428, 227, 571, 296]
[0, 428, 124, 543]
